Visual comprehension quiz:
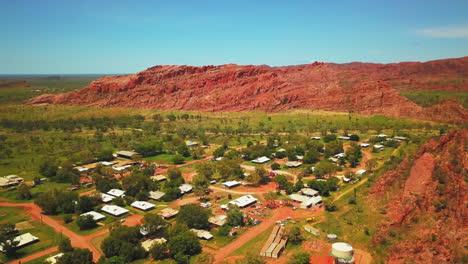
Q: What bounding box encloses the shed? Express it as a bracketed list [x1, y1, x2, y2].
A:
[141, 238, 167, 251]
[107, 189, 125, 197]
[131, 201, 155, 211]
[223, 181, 241, 188]
[148, 191, 165, 201]
[159, 207, 179, 219]
[151, 175, 167, 182]
[116, 150, 138, 159]
[80, 211, 106, 221]
[190, 229, 213, 240]
[101, 205, 129, 216]
[229, 195, 257, 208]
[251, 156, 270, 164]
[179, 184, 193, 194]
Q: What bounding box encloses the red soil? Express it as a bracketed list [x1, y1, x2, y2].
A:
[28, 57, 468, 123]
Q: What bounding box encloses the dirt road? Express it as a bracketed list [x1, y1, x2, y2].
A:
[0, 202, 105, 262]
[6, 246, 59, 264]
[212, 206, 322, 263]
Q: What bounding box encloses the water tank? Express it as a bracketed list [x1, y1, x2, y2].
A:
[331, 242, 353, 259]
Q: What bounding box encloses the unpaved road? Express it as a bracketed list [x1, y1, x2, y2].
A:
[6, 246, 59, 264]
[212, 206, 322, 263]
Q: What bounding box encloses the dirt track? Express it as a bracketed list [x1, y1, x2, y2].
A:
[6, 246, 59, 264]
[212, 206, 323, 264]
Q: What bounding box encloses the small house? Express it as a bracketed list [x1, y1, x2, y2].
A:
[131, 201, 155, 211]
[159, 207, 179, 219]
[251, 156, 270, 164]
[101, 205, 129, 217]
[148, 191, 165, 201]
[229, 195, 257, 208]
[190, 229, 213, 240]
[107, 189, 125, 198]
[116, 150, 138, 159]
[80, 211, 106, 221]
[179, 184, 193, 194]
[223, 181, 241, 189]
[150, 175, 167, 182]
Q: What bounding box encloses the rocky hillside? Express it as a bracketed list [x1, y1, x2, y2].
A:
[370, 129, 467, 263]
[28, 57, 468, 123]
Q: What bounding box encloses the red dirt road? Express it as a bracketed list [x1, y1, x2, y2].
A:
[0, 202, 104, 262]
[212, 206, 323, 264]
[6, 246, 59, 264]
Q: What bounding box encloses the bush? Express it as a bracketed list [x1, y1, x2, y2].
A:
[63, 214, 73, 223]
[171, 154, 185, 165]
[288, 252, 310, 264]
[218, 225, 231, 236]
[271, 163, 281, 170]
[323, 134, 337, 143]
[325, 204, 338, 212]
[59, 237, 73, 252]
[75, 215, 97, 230]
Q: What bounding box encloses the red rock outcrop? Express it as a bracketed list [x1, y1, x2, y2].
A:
[28, 57, 468, 123]
[370, 129, 467, 263]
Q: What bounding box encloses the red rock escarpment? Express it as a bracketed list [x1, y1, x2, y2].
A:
[28, 57, 468, 123]
[370, 129, 467, 263]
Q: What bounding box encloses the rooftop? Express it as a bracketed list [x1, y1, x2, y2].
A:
[107, 189, 125, 197]
[252, 156, 270, 164]
[80, 211, 106, 221]
[101, 205, 129, 216]
[229, 194, 257, 208]
[131, 201, 156, 211]
[148, 191, 165, 200]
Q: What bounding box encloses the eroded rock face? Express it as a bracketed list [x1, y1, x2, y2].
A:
[28, 57, 468, 123]
[371, 130, 467, 264]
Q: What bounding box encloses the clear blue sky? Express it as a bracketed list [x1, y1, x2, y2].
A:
[1, 0, 467, 74]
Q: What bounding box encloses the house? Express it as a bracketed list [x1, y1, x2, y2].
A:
[229, 194, 257, 208]
[215, 157, 223, 161]
[334, 153, 346, 159]
[150, 175, 167, 182]
[101, 205, 129, 217]
[159, 207, 179, 219]
[186, 141, 198, 147]
[0, 175, 24, 188]
[376, 134, 387, 138]
[179, 184, 193, 194]
[100, 161, 116, 166]
[296, 155, 304, 160]
[46, 253, 64, 264]
[360, 143, 370, 148]
[251, 156, 270, 164]
[200, 202, 212, 208]
[338, 136, 350, 140]
[208, 215, 227, 227]
[301, 188, 319, 197]
[100, 193, 115, 203]
[277, 148, 286, 152]
[141, 238, 167, 251]
[148, 191, 165, 201]
[0, 233, 39, 252]
[355, 169, 367, 176]
[190, 229, 213, 240]
[107, 189, 125, 197]
[131, 201, 155, 211]
[374, 144, 385, 150]
[116, 150, 138, 159]
[311, 136, 321, 140]
[80, 211, 106, 221]
[223, 181, 241, 188]
[394, 136, 407, 141]
[286, 161, 302, 168]
[289, 193, 322, 209]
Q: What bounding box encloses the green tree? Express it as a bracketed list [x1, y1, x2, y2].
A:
[226, 207, 244, 227]
[283, 225, 303, 244]
[168, 230, 201, 258]
[57, 248, 93, 264]
[103, 256, 126, 264]
[171, 154, 185, 165]
[235, 252, 266, 264]
[17, 184, 32, 200]
[192, 174, 210, 197]
[149, 242, 168, 260]
[76, 215, 97, 230]
[271, 163, 280, 170]
[303, 149, 320, 164]
[59, 237, 73, 253]
[0, 223, 19, 257]
[177, 204, 210, 229]
[141, 213, 167, 237]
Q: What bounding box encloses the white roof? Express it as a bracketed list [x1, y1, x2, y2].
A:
[101, 193, 115, 203]
[148, 191, 165, 200]
[302, 196, 322, 208]
[159, 207, 179, 218]
[311, 136, 321, 140]
[332, 242, 353, 252]
[179, 184, 193, 194]
[215, 157, 223, 161]
[190, 229, 213, 240]
[46, 253, 64, 264]
[252, 156, 270, 164]
[141, 238, 167, 251]
[116, 150, 138, 156]
[360, 143, 370, 147]
[296, 155, 304, 160]
[186, 141, 198, 146]
[112, 165, 132, 171]
[107, 189, 125, 197]
[338, 136, 350, 140]
[301, 188, 319, 196]
[277, 148, 286, 152]
[286, 161, 302, 167]
[374, 144, 384, 149]
[334, 153, 346, 158]
[223, 181, 241, 188]
[80, 211, 106, 221]
[394, 136, 406, 140]
[151, 175, 167, 182]
[289, 193, 310, 203]
[101, 205, 129, 216]
[355, 169, 367, 176]
[376, 134, 387, 138]
[131, 201, 155, 211]
[0, 233, 39, 251]
[100, 161, 115, 166]
[229, 195, 257, 208]
[208, 215, 227, 226]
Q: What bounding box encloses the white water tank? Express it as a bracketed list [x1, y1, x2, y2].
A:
[331, 242, 353, 259]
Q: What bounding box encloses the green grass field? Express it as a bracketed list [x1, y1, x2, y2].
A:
[0, 207, 61, 263]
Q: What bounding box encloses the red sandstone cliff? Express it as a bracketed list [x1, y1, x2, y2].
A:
[370, 129, 467, 263]
[28, 57, 468, 123]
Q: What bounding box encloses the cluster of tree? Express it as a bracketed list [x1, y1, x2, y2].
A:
[177, 204, 211, 230]
[324, 140, 344, 157]
[56, 238, 94, 264]
[274, 175, 304, 194]
[91, 165, 122, 193]
[101, 225, 147, 263]
[0, 115, 145, 132]
[245, 167, 270, 186]
[312, 160, 340, 179]
[76, 214, 98, 230]
[121, 166, 157, 198]
[35, 188, 79, 215]
[345, 143, 363, 168]
[0, 223, 19, 257]
[134, 141, 164, 157]
[39, 160, 80, 184]
[307, 178, 339, 196]
[160, 167, 185, 202]
[195, 159, 244, 183]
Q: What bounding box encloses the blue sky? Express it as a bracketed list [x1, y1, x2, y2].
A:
[1, 0, 467, 74]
